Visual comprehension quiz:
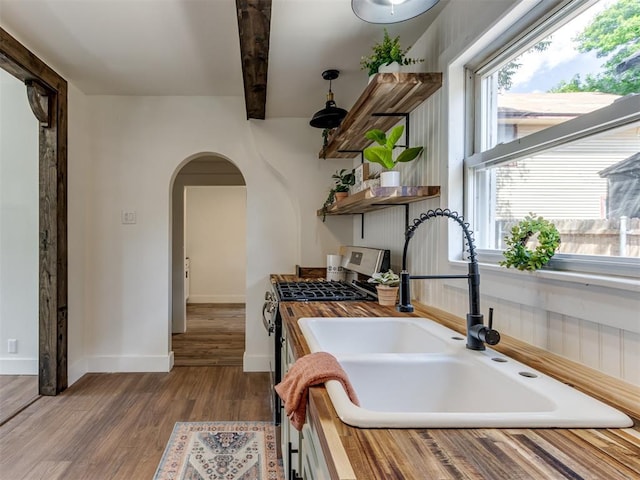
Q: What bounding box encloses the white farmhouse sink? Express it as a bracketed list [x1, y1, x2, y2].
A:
[297, 317, 633, 428]
[298, 317, 454, 354]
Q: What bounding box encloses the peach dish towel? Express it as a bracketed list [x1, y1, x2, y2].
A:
[275, 351, 359, 431]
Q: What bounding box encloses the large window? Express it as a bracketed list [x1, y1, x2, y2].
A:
[466, 0, 640, 277]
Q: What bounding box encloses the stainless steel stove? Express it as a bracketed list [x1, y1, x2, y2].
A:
[263, 246, 390, 426]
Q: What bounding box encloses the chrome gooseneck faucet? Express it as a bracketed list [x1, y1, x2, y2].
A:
[397, 208, 500, 351]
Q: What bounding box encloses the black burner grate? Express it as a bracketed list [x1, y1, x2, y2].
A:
[275, 281, 374, 302]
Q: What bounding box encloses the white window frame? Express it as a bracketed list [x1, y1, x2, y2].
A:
[464, 0, 640, 280]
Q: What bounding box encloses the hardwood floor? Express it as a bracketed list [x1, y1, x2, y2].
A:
[0, 367, 272, 480]
[172, 303, 245, 366]
[0, 375, 39, 426]
[0, 304, 259, 478]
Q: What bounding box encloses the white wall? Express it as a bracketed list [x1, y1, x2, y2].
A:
[81, 96, 352, 375]
[1, 25, 355, 380]
[0, 69, 39, 375]
[353, 0, 640, 386]
[186, 186, 247, 303]
[67, 81, 92, 384]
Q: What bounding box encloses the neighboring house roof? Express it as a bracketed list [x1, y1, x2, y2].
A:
[493, 93, 637, 221]
[498, 92, 621, 118]
[616, 50, 640, 73]
[599, 152, 640, 178]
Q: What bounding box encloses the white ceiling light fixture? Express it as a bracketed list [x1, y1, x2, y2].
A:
[352, 0, 440, 24]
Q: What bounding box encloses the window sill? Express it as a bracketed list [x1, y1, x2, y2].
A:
[445, 259, 640, 334]
[448, 259, 640, 293]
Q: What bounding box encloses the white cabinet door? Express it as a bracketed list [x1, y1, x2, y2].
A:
[280, 331, 331, 480]
[301, 416, 331, 480]
[281, 332, 301, 480]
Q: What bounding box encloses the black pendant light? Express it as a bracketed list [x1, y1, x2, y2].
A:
[352, 0, 440, 24]
[309, 69, 348, 129]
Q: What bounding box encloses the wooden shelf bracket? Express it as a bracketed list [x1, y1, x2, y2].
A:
[371, 112, 411, 149]
[358, 203, 411, 239]
[337, 149, 365, 164]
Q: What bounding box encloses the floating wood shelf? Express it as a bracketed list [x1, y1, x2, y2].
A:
[317, 186, 440, 216]
[319, 72, 443, 159]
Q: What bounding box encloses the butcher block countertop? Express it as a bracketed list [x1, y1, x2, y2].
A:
[272, 275, 640, 479]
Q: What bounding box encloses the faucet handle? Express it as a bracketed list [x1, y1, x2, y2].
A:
[482, 307, 500, 346]
[483, 327, 501, 346]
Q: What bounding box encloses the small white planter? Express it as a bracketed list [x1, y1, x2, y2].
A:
[377, 61, 425, 75]
[380, 171, 400, 187]
[369, 62, 401, 83]
[378, 61, 401, 73]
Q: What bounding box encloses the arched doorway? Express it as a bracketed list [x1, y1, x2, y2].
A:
[169, 155, 246, 366]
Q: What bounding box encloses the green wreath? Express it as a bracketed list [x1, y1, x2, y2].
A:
[500, 214, 561, 271]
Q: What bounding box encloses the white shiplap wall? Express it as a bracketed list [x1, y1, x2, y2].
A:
[352, 0, 640, 387]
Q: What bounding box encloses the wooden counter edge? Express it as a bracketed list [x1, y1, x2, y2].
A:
[309, 389, 357, 480]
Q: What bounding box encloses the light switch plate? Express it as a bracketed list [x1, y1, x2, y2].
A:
[121, 210, 137, 224]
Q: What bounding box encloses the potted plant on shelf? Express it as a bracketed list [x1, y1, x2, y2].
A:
[363, 125, 423, 187]
[321, 169, 356, 221]
[360, 28, 424, 79]
[367, 269, 400, 306]
[331, 168, 355, 202]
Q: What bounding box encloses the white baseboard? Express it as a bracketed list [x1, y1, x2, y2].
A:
[188, 294, 246, 304]
[86, 354, 173, 373]
[243, 353, 270, 372]
[0, 357, 37, 375]
[68, 358, 88, 386]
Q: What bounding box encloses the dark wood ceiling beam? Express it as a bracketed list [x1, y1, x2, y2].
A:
[236, 0, 271, 120]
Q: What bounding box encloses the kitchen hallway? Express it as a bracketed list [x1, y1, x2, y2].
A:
[172, 303, 245, 366]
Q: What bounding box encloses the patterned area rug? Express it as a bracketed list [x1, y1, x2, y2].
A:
[154, 421, 283, 480]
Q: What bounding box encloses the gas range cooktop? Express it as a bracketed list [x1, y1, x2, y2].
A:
[275, 281, 375, 302]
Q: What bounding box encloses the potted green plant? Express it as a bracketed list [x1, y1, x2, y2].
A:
[321, 169, 355, 221]
[360, 28, 424, 78]
[367, 269, 400, 306]
[331, 168, 355, 202]
[363, 125, 423, 187]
